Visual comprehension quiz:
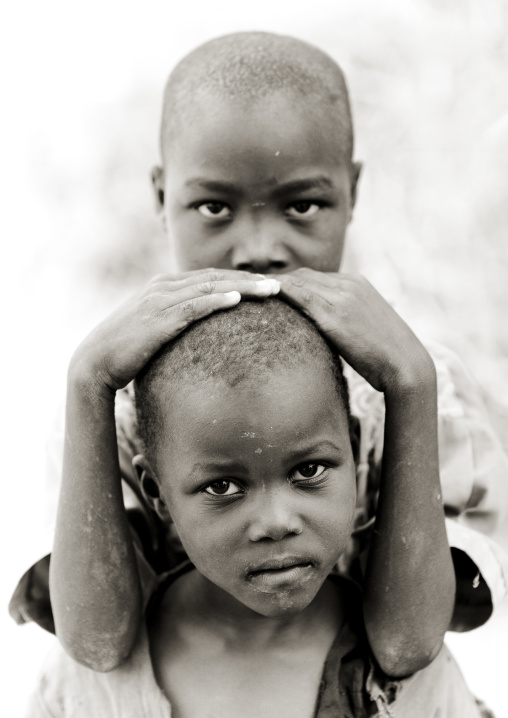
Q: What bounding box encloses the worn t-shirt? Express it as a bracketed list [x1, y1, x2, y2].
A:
[25, 562, 490, 718]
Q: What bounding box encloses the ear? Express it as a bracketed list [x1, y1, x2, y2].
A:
[348, 161, 362, 219]
[150, 165, 165, 214]
[132, 454, 172, 522]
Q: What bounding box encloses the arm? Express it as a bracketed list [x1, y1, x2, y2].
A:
[363, 359, 455, 676]
[51, 370, 140, 671]
[50, 270, 280, 671]
[279, 269, 455, 678]
[341, 341, 508, 633]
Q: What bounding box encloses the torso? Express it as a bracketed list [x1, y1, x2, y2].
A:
[148, 567, 344, 718]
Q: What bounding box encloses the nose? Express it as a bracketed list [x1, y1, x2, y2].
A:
[248, 488, 303, 542]
[230, 221, 292, 274]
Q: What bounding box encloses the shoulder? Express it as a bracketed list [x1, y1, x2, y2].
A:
[378, 644, 486, 717]
[26, 625, 168, 718]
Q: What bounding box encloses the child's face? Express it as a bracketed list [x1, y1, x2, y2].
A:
[152, 361, 356, 618]
[156, 92, 360, 275]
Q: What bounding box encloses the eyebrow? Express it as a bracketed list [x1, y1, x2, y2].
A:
[288, 439, 346, 462]
[184, 175, 335, 197]
[188, 439, 345, 475]
[272, 177, 335, 196]
[190, 460, 247, 475]
[184, 178, 243, 197]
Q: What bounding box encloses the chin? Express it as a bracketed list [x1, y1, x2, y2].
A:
[244, 585, 320, 618]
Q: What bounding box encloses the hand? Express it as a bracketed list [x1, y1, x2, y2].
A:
[71, 269, 280, 394]
[278, 269, 433, 394]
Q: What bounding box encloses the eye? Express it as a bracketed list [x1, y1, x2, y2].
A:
[286, 201, 321, 218]
[204, 480, 242, 496]
[291, 463, 326, 481]
[196, 202, 232, 219]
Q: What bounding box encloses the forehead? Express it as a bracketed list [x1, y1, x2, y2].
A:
[163, 91, 350, 174]
[154, 361, 351, 478]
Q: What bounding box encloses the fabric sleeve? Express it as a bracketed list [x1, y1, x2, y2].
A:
[427, 340, 508, 625]
[366, 643, 487, 717]
[8, 401, 66, 630]
[24, 690, 59, 718]
[345, 340, 508, 630]
[430, 339, 508, 534]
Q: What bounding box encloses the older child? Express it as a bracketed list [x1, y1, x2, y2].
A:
[11, 31, 508, 671]
[27, 298, 487, 717]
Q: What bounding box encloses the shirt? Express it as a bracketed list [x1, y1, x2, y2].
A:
[24, 562, 490, 718]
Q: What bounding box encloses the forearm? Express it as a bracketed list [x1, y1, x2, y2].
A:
[363, 358, 455, 677]
[50, 365, 142, 671]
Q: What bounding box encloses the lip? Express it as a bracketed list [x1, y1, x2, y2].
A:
[246, 561, 317, 592]
[245, 556, 318, 591]
[246, 555, 316, 574]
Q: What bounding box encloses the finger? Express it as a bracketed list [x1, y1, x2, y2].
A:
[157, 291, 242, 338]
[152, 277, 280, 303]
[278, 278, 332, 318]
[149, 269, 266, 289]
[278, 268, 340, 290]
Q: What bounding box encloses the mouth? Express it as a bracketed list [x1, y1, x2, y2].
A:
[246, 557, 317, 590]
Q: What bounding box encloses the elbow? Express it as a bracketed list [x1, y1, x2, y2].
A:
[372, 635, 444, 679]
[56, 630, 133, 673]
[77, 651, 131, 674]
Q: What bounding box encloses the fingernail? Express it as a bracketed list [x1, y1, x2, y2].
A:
[255, 278, 280, 294]
[224, 291, 241, 303]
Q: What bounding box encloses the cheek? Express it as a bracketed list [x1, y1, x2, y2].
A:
[170, 504, 241, 574]
[168, 217, 232, 271]
[313, 483, 357, 552]
[294, 221, 347, 272]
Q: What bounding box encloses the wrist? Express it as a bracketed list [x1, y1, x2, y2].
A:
[383, 348, 436, 400]
[68, 349, 116, 405]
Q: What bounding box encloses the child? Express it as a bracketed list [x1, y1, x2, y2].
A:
[26, 298, 488, 717]
[11, 31, 508, 671]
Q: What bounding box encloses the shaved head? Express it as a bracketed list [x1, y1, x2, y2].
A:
[135, 298, 351, 468]
[160, 31, 353, 165]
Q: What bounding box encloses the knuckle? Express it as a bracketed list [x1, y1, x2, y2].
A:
[147, 273, 167, 287]
[290, 274, 307, 288]
[197, 281, 216, 295]
[179, 298, 197, 322]
[140, 292, 160, 312]
[203, 270, 223, 282]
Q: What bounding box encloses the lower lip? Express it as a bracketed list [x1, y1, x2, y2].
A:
[247, 563, 315, 590]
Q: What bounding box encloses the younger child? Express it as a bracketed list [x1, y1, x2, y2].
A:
[27, 298, 488, 717]
[11, 31, 508, 674]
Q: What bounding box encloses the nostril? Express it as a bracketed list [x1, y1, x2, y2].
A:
[236, 262, 255, 272]
[236, 261, 288, 274]
[269, 261, 287, 271]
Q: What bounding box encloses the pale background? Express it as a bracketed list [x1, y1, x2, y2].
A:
[1, 0, 508, 715]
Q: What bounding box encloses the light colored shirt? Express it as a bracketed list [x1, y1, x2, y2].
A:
[25, 566, 488, 718]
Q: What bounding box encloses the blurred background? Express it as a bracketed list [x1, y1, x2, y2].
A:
[1, 0, 507, 714]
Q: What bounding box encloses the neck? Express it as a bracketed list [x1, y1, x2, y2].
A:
[166, 569, 343, 650]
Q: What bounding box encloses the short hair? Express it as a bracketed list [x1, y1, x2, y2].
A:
[135, 298, 351, 466]
[160, 31, 353, 165]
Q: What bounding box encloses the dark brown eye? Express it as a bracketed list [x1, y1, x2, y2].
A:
[197, 202, 231, 219]
[298, 463, 318, 478]
[292, 463, 326, 481]
[286, 201, 320, 217]
[204, 480, 241, 496]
